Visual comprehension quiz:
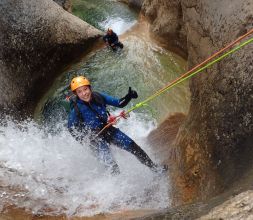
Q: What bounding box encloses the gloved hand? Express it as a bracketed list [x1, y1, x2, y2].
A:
[118, 87, 138, 108]
[128, 87, 138, 99]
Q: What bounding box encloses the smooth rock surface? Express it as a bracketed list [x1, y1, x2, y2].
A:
[0, 0, 101, 115]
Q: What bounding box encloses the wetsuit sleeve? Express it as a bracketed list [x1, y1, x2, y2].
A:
[99, 92, 122, 107]
[99, 92, 133, 108]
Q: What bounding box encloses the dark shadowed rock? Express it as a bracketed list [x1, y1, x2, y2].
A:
[119, 0, 143, 10]
[128, 0, 143, 9]
[53, 0, 72, 11]
[0, 0, 101, 116]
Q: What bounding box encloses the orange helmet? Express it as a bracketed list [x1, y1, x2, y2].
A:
[70, 76, 90, 91]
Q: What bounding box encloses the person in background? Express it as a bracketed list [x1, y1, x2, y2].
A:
[68, 76, 168, 175]
[103, 28, 124, 51]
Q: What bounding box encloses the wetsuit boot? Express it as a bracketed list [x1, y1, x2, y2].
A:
[128, 142, 168, 174]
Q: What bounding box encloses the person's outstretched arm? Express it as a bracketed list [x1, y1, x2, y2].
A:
[100, 87, 138, 108]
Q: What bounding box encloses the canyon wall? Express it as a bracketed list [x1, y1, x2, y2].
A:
[145, 0, 253, 203]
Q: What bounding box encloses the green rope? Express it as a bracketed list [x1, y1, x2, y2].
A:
[126, 36, 253, 114]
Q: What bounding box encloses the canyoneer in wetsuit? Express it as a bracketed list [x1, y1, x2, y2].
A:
[103, 28, 123, 51]
[68, 76, 167, 175]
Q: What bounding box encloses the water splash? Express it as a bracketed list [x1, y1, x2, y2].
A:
[72, 0, 137, 34]
[0, 113, 170, 216]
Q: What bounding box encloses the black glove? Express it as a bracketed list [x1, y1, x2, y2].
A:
[118, 87, 138, 108]
[128, 87, 138, 99]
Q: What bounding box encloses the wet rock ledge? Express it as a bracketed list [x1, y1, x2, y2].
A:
[0, 0, 101, 116]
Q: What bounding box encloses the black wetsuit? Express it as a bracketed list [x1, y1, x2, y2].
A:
[103, 31, 123, 50]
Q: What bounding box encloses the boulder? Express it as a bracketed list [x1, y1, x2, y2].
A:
[0, 0, 101, 116]
[142, 0, 187, 57]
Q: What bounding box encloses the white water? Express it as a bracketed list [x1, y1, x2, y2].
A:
[99, 17, 137, 35]
[0, 112, 170, 216]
